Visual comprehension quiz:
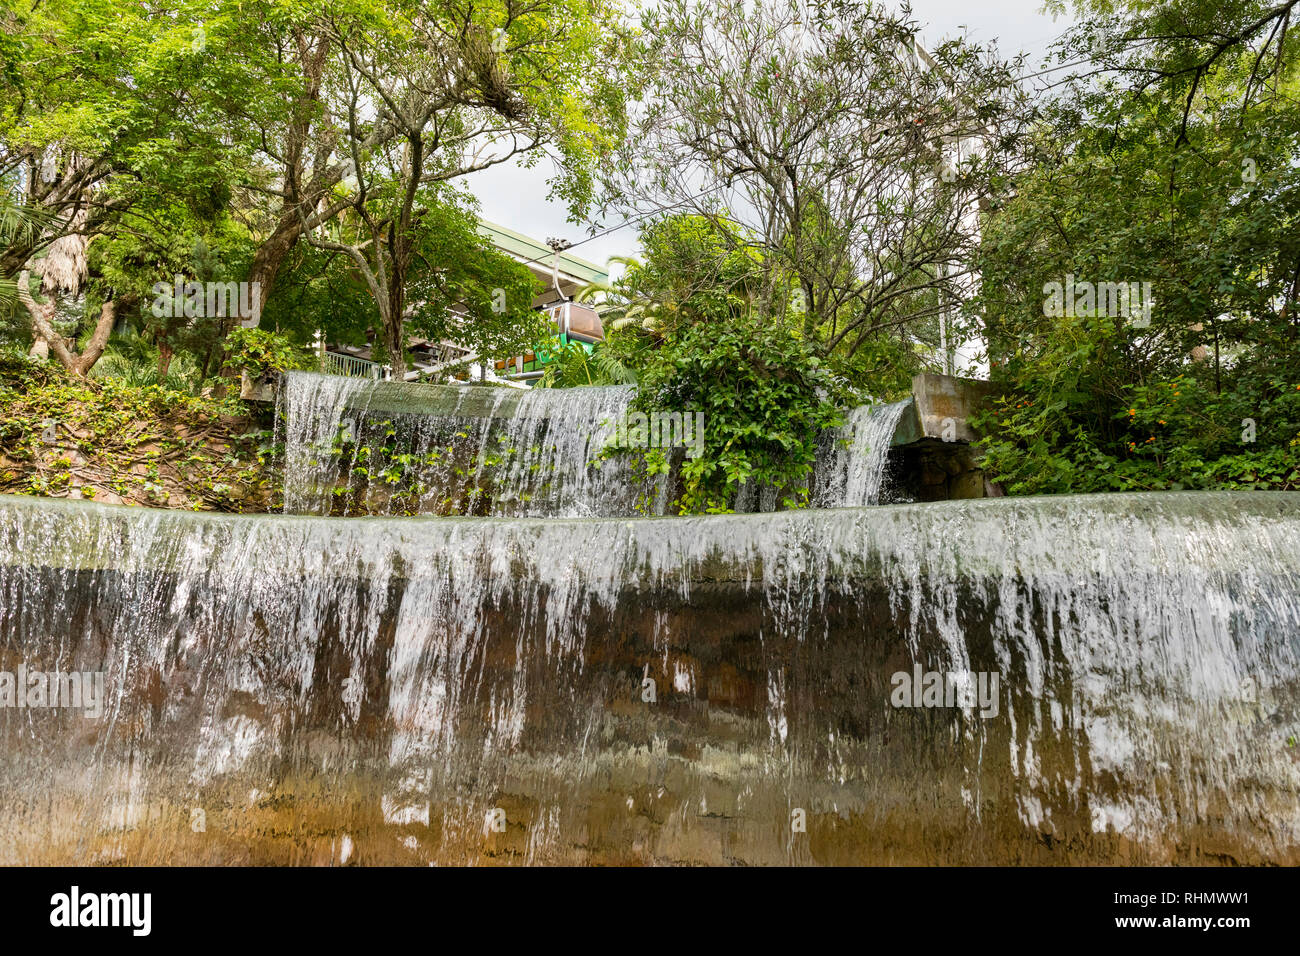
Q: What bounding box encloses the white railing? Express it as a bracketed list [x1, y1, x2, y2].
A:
[323, 352, 389, 380]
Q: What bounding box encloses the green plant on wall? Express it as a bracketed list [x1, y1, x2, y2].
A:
[223, 328, 314, 380]
[624, 317, 852, 514]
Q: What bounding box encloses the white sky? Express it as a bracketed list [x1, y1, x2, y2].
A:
[469, 1, 1077, 277]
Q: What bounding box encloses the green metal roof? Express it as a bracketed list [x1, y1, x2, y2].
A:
[477, 219, 608, 285]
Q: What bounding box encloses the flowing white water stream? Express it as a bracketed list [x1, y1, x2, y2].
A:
[279, 373, 663, 517]
[812, 400, 911, 507]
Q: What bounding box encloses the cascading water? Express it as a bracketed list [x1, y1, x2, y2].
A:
[812, 400, 910, 507]
[280, 372, 907, 516]
[280, 372, 375, 515]
[279, 371, 668, 517]
[2, 491, 1297, 865]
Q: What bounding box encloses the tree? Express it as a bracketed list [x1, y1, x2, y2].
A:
[294, 0, 631, 376]
[1, 0, 633, 377]
[972, 9, 1300, 494]
[0, 0, 250, 374]
[584, 214, 857, 513]
[398, 197, 545, 370]
[1049, 0, 1300, 146]
[606, 0, 1028, 371]
[216, 1, 397, 312]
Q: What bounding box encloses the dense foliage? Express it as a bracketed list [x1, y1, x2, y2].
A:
[609, 0, 1026, 375]
[592, 216, 857, 513]
[0, 0, 631, 377]
[970, 1, 1300, 494]
[223, 328, 316, 379]
[631, 317, 850, 513]
[0, 349, 280, 510]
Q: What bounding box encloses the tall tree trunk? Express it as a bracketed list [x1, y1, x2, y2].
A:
[241, 30, 341, 323]
[382, 291, 408, 379]
[246, 207, 314, 308]
[74, 300, 117, 376]
[17, 270, 119, 378]
[200, 340, 216, 380]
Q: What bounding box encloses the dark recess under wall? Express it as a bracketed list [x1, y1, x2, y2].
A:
[886, 439, 1002, 502]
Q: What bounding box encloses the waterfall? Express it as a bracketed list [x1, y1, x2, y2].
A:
[812, 400, 910, 507]
[282, 373, 910, 516]
[2, 491, 1297, 865]
[280, 372, 374, 515]
[279, 372, 667, 518]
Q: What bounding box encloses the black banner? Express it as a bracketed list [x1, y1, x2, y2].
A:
[1, 866, 1280, 943]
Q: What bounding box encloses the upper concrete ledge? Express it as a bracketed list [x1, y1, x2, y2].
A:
[905, 373, 996, 445]
[255, 369, 997, 450]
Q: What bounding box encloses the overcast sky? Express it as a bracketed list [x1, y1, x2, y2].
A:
[469, 1, 1078, 277]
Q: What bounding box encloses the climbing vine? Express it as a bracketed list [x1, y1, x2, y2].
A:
[0, 350, 281, 510]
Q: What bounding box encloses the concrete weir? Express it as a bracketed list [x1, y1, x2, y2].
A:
[273, 370, 1002, 517]
[264, 369, 994, 448]
[1, 491, 1298, 865]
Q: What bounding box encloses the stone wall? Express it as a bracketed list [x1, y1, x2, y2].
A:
[889, 439, 1001, 502]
